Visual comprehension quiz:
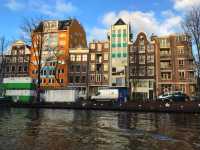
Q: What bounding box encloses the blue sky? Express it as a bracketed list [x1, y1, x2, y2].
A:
[0, 0, 200, 42]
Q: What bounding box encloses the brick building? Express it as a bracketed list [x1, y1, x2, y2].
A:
[29, 19, 87, 89]
[88, 41, 110, 95]
[129, 32, 156, 100]
[2, 40, 30, 78]
[152, 34, 196, 97]
[68, 48, 89, 96]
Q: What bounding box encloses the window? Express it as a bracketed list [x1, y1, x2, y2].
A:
[24, 66, 28, 72]
[179, 84, 185, 92]
[177, 47, 184, 54]
[69, 76, 73, 83]
[49, 70, 52, 75]
[179, 71, 185, 80]
[161, 72, 171, 80]
[61, 69, 64, 73]
[139, 45, 145, 53]
[60, 79, 64, 83]
[112, 67, 116, 73]
[139, 66, 145, 76]
[18, 66, 22, 72]
[147, 55, 154, 63]
[76, 55, 81, 61]
[160, 61, 171, 69]
[82, 65, 87, 72]
[149, 81, 154, 88]
[90, 64, 95, 71]
[130, 46, 137, 52]
[104, 53, 108, 60]
[91, 53, 95, 61]
[70, 55, 76, 61]
[112, 52, 116, 58]
[123, 52, 127, 57]
[104, 63, 108, 71]
[75, 76, 80, 83]
[104, 43, 109, 49]
[137, 81, 148, 88]
[178, 59, 184, 66]
[76, 65, 80, 72]
[82, 76, 86, 83]
[82, 55, 87, 61]
[6, 67, 9, 72]
[90, 43, 95, 49]
[12, 57, 16, 63]
[117, 52, 121, 58]
[43, 79, 46, 84]
[147, 66, 154, 76]
[139, 55, 145, 64]
[97, 44, 102, 51]
[49, 79, 52, 83]
[159, 38, 170, 48]
[11, 66, 15, 72]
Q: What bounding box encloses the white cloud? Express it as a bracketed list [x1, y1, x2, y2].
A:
[91, 10, 182, 40]
[5, 0, 77, 17]
[173, 0, 200, 11]
[87, 27, 107, 41]
[55, 0, 76, 13]
[5, 0, 24, 10]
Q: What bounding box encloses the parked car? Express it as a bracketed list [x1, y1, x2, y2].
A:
[158, 91, 190, 102]
[190, 96, 199, 101]
[158, 93, 172, 101]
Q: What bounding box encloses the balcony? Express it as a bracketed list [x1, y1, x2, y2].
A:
[188, 64, 196, 70]
[160, 52, 171, 58]
[188, 78, 197, 83]
[160, 65, 172, 70]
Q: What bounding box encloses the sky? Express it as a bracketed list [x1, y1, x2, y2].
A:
[1, 0, 200, 42]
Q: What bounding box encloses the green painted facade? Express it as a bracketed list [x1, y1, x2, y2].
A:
[11, 96, 34, 103]
[0, 82, 36, 103]
[0, 83, 36, 90]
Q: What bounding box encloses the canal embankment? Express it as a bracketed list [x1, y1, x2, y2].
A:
[1, 100, 200, 113]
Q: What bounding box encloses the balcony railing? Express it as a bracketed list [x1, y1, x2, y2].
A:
[160, 65, 172, 70]
[160, 53, 171, 58]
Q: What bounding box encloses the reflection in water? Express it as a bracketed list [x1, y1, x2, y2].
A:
[0, 108, 200, 150]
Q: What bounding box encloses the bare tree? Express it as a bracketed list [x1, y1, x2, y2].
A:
[182, 7, 200, 94]
[20, 17, 63, 102]
[0, 36, 9, 95]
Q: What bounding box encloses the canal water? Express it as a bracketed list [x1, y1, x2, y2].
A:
[0, 108, 200, 150]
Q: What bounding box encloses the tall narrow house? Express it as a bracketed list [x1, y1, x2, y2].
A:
[3, 40, 30, 78]
[109, 19, 132, 87]
[129, 32, 156, 100]
[29, 19, 87, 89]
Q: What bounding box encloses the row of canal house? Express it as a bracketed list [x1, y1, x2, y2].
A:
[0, 18, 197, 100]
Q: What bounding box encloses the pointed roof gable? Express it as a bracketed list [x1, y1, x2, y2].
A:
[114, 18, 126, 25]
